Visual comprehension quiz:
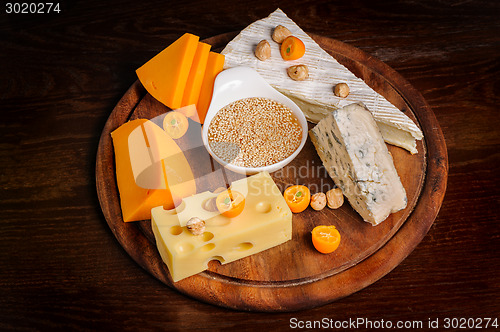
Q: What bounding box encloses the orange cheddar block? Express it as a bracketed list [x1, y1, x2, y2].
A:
[136, 33, 199, 110]
[181, 42, 211, 108]
[196, 52, 225, 124]
[111, 119, 196, 222]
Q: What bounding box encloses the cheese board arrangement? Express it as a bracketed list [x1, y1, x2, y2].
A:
[96, 9, 448, 311]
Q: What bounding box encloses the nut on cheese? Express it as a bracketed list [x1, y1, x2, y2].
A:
[151, 171, 292, 282]
[111, 119, 196, 222]
[309, 103, 407, 225]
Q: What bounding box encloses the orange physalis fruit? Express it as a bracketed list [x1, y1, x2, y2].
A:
[280, 36, 305, 61]
[312, 225, 341, 254]
[163, 111, 189, 139]
[216, 190, 245, 218]
[283, 185, 310, 213]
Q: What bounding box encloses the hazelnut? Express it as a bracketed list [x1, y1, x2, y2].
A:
[287, 65, 309, 81]
[310, 192, 327, 211]
[186, 217, 205, 235]
[255, 40, 271, 61]
[272, 25, 292, 43]
[326, 188, 344, 209]
[334, 83, 350, 98]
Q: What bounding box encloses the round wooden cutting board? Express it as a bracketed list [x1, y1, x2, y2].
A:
[96, 32, 448, 312]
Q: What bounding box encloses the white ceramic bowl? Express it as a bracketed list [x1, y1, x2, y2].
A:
[201, 66, 308, 175]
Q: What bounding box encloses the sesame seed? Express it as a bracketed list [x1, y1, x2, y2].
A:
[207, 97, 303, 168]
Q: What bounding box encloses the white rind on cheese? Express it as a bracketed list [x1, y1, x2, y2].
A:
[310, 102, 407, 225]
[376, 121, 418, 155]
[221, 8, 423, 154]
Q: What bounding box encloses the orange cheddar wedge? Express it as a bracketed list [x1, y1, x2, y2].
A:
[111, 119, 196, 222]
[181, 42, 211, 108]
[196, 52, 225, 124]
[136, 33, 199, 109]
[129, 119, 196, 195]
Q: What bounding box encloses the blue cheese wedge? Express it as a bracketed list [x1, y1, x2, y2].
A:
[221, 8, 423, 154]
[310, 102, 407, 225]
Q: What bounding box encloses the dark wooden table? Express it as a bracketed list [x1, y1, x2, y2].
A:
[1, 0, 499, 330]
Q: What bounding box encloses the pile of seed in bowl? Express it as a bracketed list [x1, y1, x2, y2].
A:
[207, 97, 303, 168]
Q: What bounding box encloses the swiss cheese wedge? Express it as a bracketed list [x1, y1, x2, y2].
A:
[151, 171, 292, 282]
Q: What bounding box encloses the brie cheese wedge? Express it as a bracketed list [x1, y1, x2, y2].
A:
[221, 8, 423, 154]
[310, 102, 407, 225]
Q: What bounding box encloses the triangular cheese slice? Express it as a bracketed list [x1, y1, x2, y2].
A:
[136, 33, 199, 109]
[111, 119, 196, 222]
[182, 42, 211, 107]
[221, 9, 423, 154]
[196, 52, 225, 124]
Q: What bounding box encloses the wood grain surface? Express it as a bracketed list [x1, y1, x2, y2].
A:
[1, 0, 499, 329]
[96, 32, 444, 312]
